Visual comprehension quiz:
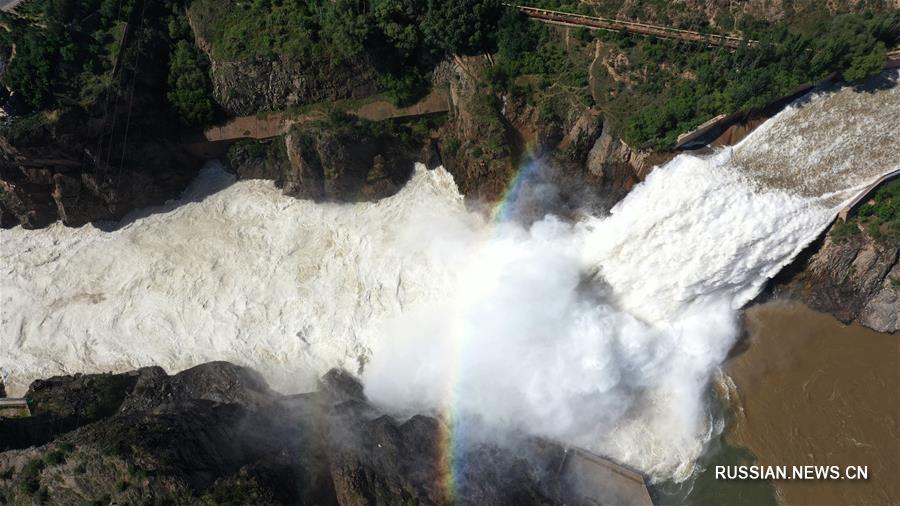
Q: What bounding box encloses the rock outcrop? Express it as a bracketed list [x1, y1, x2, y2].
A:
[0, 362, 581, 505]
[226, 116, 437, 203]
[433, 55, 657, 219]
[186, 5, 382, 118]
[0, 47, 207, 230]
[207, 56, 382, 117]
[776, 223, 899, 333]
[0, 120, 202, 229]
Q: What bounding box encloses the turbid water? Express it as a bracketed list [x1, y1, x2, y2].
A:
[725, 302, 899, 506]
[2, 72, 898, 483]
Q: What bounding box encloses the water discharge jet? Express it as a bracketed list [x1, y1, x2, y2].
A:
[1, 72, 898, 483]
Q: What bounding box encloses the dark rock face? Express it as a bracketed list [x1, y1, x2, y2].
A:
[117, 361, 277, 414]
[435, 56, 658, 219]
[208, 55, 382, 117]
[186, 4, 382, 117]
[0, 362, 576, 505]
[1, 370, 139, 451]
[326, 411, 563, 506]
[226, 119, 430, 203]
[3, 49, 653, 229]
[0, 98, 204, 229]
[776, 225, 899, 333]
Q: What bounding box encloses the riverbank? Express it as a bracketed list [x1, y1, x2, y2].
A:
[726, 301, 899, 506]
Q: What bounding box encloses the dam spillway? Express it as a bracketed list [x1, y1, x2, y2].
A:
[1, 72, 898, 482]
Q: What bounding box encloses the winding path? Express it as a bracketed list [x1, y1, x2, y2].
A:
[203, 88, 450, 142]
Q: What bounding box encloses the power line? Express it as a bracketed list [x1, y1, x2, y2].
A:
[117, 0, 147, 187]
[91, 0, 125, 174]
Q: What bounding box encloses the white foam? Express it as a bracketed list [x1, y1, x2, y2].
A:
[2, 75, 897, 482]
[1, 165, 472, 396]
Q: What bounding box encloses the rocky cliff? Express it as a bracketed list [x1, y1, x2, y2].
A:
[775, 220, 899, 333]
[186, 7, 382, 117]
[0, 362, 587, 505]
[222, 55, 658, 217]
[0, 27, 208, 230]
[0, 111, 202, 229]
[225, 114, 441, 203]
[436, 56, 658, 219]
[206, 55, 382, 117]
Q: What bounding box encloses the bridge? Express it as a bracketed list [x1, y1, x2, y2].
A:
[515, 5, 751, 49]
[838, 169, 900, 221]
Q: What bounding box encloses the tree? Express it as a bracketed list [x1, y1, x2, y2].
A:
[167, 40, 215, 125]
[422, 0, 502, 54]
[843, 41, 887, 82]
[3, 31, 59, 110]
[320, 0, 372, 60]
[372, 0, 422, 58]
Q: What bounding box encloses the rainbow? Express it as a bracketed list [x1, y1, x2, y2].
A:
[489, 156, 546, 224]
[434, 153, 542, 502]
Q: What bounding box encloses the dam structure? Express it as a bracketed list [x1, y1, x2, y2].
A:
[1, 73, 898, 484]
[838, 169, 900, 221]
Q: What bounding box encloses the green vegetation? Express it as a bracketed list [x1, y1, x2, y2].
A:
[164, 13, 216, 125]
[189, 0, 504, 106]
[855, 180, 900, 243]
[188, 0, 321, 61]
[167, 40, 215, 125]
[421, 0, 501, 54]
[200, 477, 272, 506]
[480, 1, 899, 150]
[45, 449, 66, 465]
[831, 219, 861, 243]
[834, 180, 900, 244]
[19, 458, 45, 495]
[490, 11, 588, 88]
[1, 0, 214, 126]
[622, 13, 899, 148]
[3, 0, 897, 149]
[36, 487, 50, 504]
[191, 0, 500, 61]
[90, 493, 112, 506]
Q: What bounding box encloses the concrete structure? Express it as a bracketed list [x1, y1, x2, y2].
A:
[0, 398, 30, 418]
[838, 169, 900, 221]
[558, 447, 654, 505]
[674, 82, 817, 150]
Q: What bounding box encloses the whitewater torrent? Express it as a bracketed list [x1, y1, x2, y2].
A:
[1, 74, 898, 481]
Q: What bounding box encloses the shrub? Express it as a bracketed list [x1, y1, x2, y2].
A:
[167, 40, 216, 126]
[45, 449, 66, 465]
[831, 220, 860, 243]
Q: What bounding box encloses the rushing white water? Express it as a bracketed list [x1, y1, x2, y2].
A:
[1, 75, 898, 481]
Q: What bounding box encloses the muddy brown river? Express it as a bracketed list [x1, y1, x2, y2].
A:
[725, 301, 899, 506]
